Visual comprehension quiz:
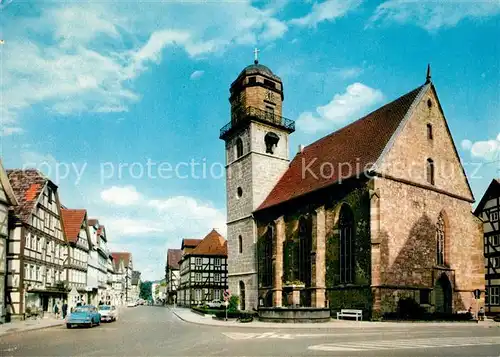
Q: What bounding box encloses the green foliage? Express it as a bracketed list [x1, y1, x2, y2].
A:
[229, 294, 239, 312]
[328, 288, 372, 313]
[191, 306, 223, 315]
[139, 281, 153, 301]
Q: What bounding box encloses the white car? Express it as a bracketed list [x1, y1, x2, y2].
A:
[99, 305, 118, 322]
[207, 299, 223, 308]
[127, 301, 137, 307]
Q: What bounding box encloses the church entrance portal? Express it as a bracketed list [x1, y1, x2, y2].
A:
[434, 274, 452, 313]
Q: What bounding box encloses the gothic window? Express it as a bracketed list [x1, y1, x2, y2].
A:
[436, 213, 445, 266]
[235, 138, 243, 158]
[238, 235, 243, 254]
[260, 224, 274, 287]
[339, 205, 354, 284]
[427, 124, 433, 140]
[427, 158, 435, 185]
[298, 217, 312, 286]
[264, 132, 279, 154]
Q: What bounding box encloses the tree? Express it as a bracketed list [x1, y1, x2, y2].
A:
[139, 281, 153, 301]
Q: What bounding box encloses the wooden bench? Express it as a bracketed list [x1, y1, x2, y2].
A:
[337, 309, 363, 321]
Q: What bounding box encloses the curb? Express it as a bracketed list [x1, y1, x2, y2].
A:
[0, 322, 64, 337]
[169, 309, 500, 330]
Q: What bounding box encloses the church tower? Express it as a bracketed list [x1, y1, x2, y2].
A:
[220, 51, 295, 310]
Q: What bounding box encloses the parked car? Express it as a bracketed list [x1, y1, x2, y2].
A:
[66, 305, 101, 328]
[207, 299, 223, 308]
[98, 305, 118, 322]
[127, 300, 137, 307]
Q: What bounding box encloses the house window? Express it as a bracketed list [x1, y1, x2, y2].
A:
[195, 273, 202, 282]
[492, 234, 500, 246]
[426, 158, 435, 185]
[235, 138, 243, 158]
[436, 213, 445, 266]
[493, 257, 500, 268]
[238, 235, 243, 254]
[420, 289, 430, 304]
[298, 217, 312, 286]
[195, 289, 202, 301]
[214, 289, 221, 300]
[24, 264, 29, 279]
[339, 205, 355, 284]
[263, 79, 275, 89]
[248, 76, 256, 84]
[490, 287, 499, 305]
[36, 266, 40, 281]
[214, 273, 221, 282]
[30, 265, 34, 280]
[264, 132, 279, 154]
[195, 257, 202, 266]
[214, 258, 221, 266]
[427, 124, 433, 140]
[491, 211, 499, 222]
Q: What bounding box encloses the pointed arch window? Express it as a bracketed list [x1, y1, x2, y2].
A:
[235, 138, 243, 158]
[298, 217, 312, 286]
[427, 158, 435, 185]
[339, 205, 355, 284]
[260, 224, 274, 287]
[436, 213, 445, 266]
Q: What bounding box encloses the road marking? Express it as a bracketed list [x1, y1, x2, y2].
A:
[222, 331, 427, 340]
[308, 337, 500, 351]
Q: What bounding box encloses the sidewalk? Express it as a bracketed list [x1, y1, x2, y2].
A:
[0, 317, 64, 337]
[170, 307, 499, 329]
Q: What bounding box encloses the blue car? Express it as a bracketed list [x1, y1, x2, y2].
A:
[66, 305, 101, 328]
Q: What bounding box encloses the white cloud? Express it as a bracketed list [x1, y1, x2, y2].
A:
[368, 0, 500, 31]
[296, 82, 384, 133]
[290, 0, 362, 27]
[1, 127, 24, 136]
[102, 217, 164, 235]
[461, 133, 500, 162]
[20, 151, 58, 169]
[335, 66, 364, 79]
[100, 185, 142, 206]
[190, 70, 205, 80]
[3, 1, 288, 128]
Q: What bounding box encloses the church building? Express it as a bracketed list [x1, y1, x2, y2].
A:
[220, 57, 484, 318]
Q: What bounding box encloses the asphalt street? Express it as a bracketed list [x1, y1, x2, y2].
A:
[1, 306, 499, 356]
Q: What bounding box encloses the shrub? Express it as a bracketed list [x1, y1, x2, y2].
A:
[397, 298, 425, 319]
[228, 295, 239, 312]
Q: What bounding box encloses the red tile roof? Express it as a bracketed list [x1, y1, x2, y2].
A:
[190, 229, 227, 256]
[88, 219, 98, 227]
[7, 169, 49, 223]
[61, 208, 87, 244]
[181, 238, 202, 249]
[167, 249, 182, 269]
[111, 252, 131, 271]
[256, 85, 425, 211]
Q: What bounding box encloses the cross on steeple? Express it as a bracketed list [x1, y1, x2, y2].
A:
[253, 47, 260, 64]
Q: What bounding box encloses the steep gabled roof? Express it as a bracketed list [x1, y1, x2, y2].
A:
[256, 85, 425, 211]
[88, 218, 98, 227]
[189, 229, 227, 256]
[181, 238, 202, 250]
[111, 252, 131, 271]
[0, 159, 18, 206]
[167, 248, 182, 270]
[61, 208, 87, 244]
[474, 178, 500, 216]
[7, 169, 50, 223]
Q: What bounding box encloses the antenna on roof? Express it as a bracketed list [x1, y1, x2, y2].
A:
[425, 63, 431, 84]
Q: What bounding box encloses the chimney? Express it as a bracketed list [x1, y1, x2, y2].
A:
[298, 144, 304, 153]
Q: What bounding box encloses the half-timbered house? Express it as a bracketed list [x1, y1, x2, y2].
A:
[6, 169, 68, 320]
[0, 160, 18, 323]
[165, 248, 182, 304]
[177, 230, 228, 307]
[475, 179, 500, 315]
[60, 208, 91, 302]
[111, 252, 133, 302]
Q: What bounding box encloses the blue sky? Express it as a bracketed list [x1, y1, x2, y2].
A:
[1, 0, 499, 280]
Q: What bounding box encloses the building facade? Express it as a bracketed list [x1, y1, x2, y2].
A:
[131, 270, 141, 302]
[111, 252, 133, 302]
[6, 169, 68, 320]
[60, 208, 91, 307]
[0, 160, 18, 323]
[475, 179, 500, 315]
[177, 230, 228, 307]
[165, 248, 181, 304]
[220, 62, 484, 317]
